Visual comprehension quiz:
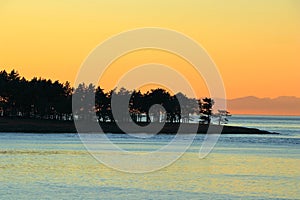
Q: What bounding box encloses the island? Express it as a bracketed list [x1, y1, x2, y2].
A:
[0, 70, 279, 135]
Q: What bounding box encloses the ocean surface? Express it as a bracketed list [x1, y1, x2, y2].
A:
[0, 115, 299, 199]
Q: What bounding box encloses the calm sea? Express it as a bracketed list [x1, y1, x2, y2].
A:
[0, 115, 299, 199]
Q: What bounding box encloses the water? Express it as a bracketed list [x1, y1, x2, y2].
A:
[0, 115, 299, 199]
[229, 115, 300, 136]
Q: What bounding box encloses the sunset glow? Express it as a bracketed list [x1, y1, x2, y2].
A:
[1, 0, 299, 99]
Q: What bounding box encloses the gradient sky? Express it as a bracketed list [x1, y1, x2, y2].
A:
[1, 0, 299, 99]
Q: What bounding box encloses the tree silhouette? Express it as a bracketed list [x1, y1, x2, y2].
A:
[129, 90, 144, 123]
[200, 98, 214, 124]
[0, 70, 73, 119]
[213, 110, 231, 125]
[0, 69, 227, 125]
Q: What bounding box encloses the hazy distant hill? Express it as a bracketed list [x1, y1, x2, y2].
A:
[226, 96, 300, 116]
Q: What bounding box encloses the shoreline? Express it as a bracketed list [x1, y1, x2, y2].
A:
[0, 117, 279, 134]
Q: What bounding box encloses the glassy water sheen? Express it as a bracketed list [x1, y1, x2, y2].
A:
[0, 115, 299, 199]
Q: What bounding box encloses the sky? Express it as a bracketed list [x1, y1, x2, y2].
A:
[0, 0, 299, 100]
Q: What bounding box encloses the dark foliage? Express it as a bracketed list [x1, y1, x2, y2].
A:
[0, 69, 215, 123]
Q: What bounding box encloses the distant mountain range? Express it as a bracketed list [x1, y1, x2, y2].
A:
[225, 96, 300, 116]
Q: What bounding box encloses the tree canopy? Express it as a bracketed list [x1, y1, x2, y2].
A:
[0, 69, 222, 124]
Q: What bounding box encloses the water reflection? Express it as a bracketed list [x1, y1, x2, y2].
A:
[0, 133, 299, 199]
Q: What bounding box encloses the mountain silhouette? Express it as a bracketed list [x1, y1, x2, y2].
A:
[227, 96, 300, 115]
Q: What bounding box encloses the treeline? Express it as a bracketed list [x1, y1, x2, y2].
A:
[0, 70, 72, 120]
[0, 70, 215, 123]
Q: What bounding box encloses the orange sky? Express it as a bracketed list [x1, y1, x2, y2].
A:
[0, 0, 299, 99]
